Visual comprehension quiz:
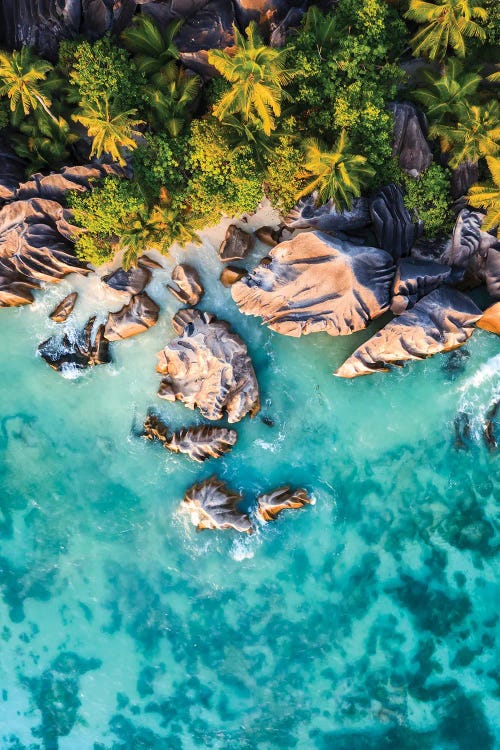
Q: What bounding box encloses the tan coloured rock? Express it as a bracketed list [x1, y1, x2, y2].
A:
[477, 302, 500, 335]
[165, 425, 237, 462]
[219, 265, 246, 287]
[390, 258, 452, 314]
[219, 224, 254, 262]
[156, 309, 259, 423]
[335, 288, 481, 378]
[232, 231, 395, 337]
[181, 476, 252, 533]
[142, 413, 170, 443]
[167, 264, 203, 305]
[104, 292, 159, 341]
[256, 487, 312, 522]
[49, 292, 78, 323]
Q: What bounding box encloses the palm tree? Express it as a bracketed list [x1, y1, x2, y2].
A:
[152, 190, 201, 248]
[430, 100, 500, 167]
[208, 22, 297, 136]
[0, 47, 59, 123]
[72, 97, 144, 166]
[468, 156, 500, 230]
[296, 131, 375, 209]
[12, 108, 78, 171]
[143, 63, 200, 135]
[302, 6, 337, 56]
[405, 0, 488, 61]
[414, 57, 481, 123]
[120, 211, 166, 270]
[122, 15, 182, 76]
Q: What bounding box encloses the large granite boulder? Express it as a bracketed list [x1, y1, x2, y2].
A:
[390, 258, 453, 314]
[231, 231, 396, 336]
[370, 184, 420, 260]
[477, 302, 500, 335]
[285, 195, 371, 234]
[14, 163, 121, 202]
[104, 292, 159, 340]
[220, 265, 246, 287]
[167, 263, 203, 305]
[389, 102, 432, 176]
[485, 248, 500, 301]
[0, 138, 27, 202]
[441, 209, 498, 289]
[165, 425, 237, 462]
[156, 309, 260, 423]
[49, 291, 78, 323]
[219, 224, 254, 262]
[38, 317, 110, 371]
[0, 198, 89, 307]
[180, 476, 252, 533]
[102, 265, 151, 295]
[174, 0, 237, 77]
[256, 486, 311, 522]
[335, 288, 482, 378]
[451, 160, 479, 201]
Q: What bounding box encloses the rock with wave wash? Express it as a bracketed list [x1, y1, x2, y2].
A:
[256, 487, 312, 522]
[167, 264, 203, 305]
[370, 184, 420, 260]
[335, 288, 481, 378]
[285, 194, 371, 234]
[156, 309, 260, 423]
[101, 265, 151, 295]
[389, 102, 432, 176]
[477, 302, 500, 335]
[165, 425, 237, 462]
[180, 476, 252, 533]
[0, 198, 89, 307]
[13, 163, 122, 202]
[231, 231, 395, 337]
[142, 413, 170, 443]
[104, 292, 159, 341]
[49, 291, 78, 323]
[38, 317, 110, 372]
[390, 258, 453, 314]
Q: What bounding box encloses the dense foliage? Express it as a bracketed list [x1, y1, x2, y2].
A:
[0, 0, 497, 267]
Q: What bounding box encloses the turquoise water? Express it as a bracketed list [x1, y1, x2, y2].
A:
[0, 223, 499, 749]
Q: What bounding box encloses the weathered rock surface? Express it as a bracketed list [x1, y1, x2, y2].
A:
[165, 425, 237, 462]
[220, 265, 246, 287]
[285, 195, 371, 234]
[49, 291, 78, 322]
[13, 163, 121, 202]
[176, 0, 236, 77]
[104, 292, 159, 340]
[441, 209, 498, 289]
[156, 309, 260, 423]
[167, 263, 203, 305]
[232, 231, 396, 337]
[181, 476, 252, 533]
[142, 413, 170, 443]
[335, 288, 482, 378]
[485, 248, 500, 301]
[0, 138, 27, 202]
[0, 198, 89, 307]
[38, 317, 110, 371]
[370, 184, 419, 260]
[451, 160, 479, 201]
[256, 486, 311, 522]
[483, 400, 499, 452]
[389, 102, 432, 176]
[477, 302, 500, 335]
[219, 224, 254, 262]
[391, 258, 453, 314]
[102, 265, 151, 295]
[269, 5, 306, 47]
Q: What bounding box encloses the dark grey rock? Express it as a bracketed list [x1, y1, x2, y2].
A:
[370, 184, 420, 260]
[39, 317, 111, 371]
[391, 258, 452, 314]
[219, 224, 254, 262]
[102, 266, 151, 295]
[285, 195, 371, 234]
[389, 102, 432, 176]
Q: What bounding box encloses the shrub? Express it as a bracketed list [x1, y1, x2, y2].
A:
[403, 165, 454, 237]
[133, 133, 189, 204]
[265, 136, 304, 215]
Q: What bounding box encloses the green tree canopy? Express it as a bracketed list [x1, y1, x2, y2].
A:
[122, 15, 181, 76]
[413, 58, 481, 123]
[405, 0, 488, 61]
[430, 100, 500, 167]
[0, 47, 58, 123]
[468, 156, 500, 230]
[72, 98, 143, 166]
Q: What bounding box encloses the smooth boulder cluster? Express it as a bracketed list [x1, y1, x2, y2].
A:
[180, 476, 312, 533]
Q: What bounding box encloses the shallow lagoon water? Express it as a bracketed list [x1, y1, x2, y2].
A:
[0, 222, 499, 749]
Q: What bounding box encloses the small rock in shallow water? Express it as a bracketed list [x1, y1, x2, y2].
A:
[38, 317, 110, 371]
[165, 425, 237, 462]
[483, 400, 498, 452]
[142, 413, 170, 443]
[104, 292, 159, 341]
[219, 265, 246, 287]
[49, 292, 78, 323]
[256, 487, 312, 522]
[181, 476, 252, 533]
[219, 224, 254, 262]
[167, 263, 204, 305]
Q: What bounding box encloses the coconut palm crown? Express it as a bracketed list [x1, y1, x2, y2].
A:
[468, 156, 500, 230]
[72, 97, 144, 166]
[405, 0, 488, 61]
[0, 47, 58, 123]
[414, 57, 481, 123]
[430, 100, 500, 167]
[122, 15, 182, 76]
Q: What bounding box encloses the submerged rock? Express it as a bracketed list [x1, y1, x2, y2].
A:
[219, 224, 254, 262]
[370, 184, 419, 260]
[389, 102, 432, 176]
[49, 291, 78, 323]
[181, 476, 252, 533]
[335, 288, 481, 378]
[477, 302, 500, 335]
[285, 195, 371, 234]
[165, 425, 237, 462]
[0, 198, 89, 307]
[220, 265, 246, 287]
[483, 400, 499, 452]
[167, 263, 203, 305]
[104, 292, 159, 341]
[156, 309, 260, 423]
[390, 258, 452, 314]
[232, 231, 395, 336]
[102, 265, 151, 295]
[142, 413, 170, 443]
[256, 487, 312, 522]
[38, 317, 111, 371]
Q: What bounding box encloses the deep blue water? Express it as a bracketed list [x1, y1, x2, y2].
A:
[0, 227, 499, 749]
